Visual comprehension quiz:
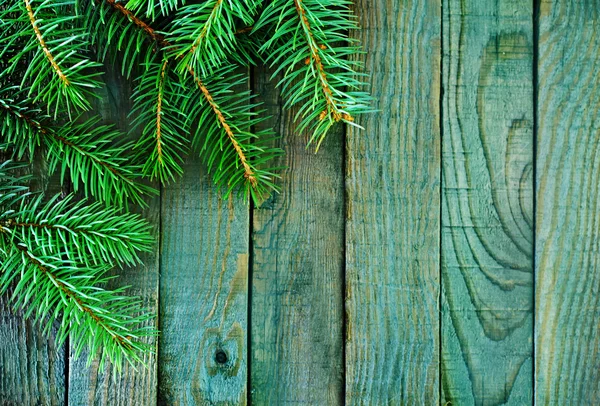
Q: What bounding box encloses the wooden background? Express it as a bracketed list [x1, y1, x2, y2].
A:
[2, 0, 600, 404]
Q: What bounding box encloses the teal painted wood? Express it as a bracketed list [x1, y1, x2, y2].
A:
[67, 71, 159, 405]
[536, 1, 600, 404]
[0, 289, 65, 405]
[159, 155, 249, 405]
[441, 0, 534, 404]
[250, 67, 345, 404]
[345, 0, 442, 403]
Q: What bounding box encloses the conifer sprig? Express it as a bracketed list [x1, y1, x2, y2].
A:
[0, 0, 102, 118]
[84, 0, 282, 201]
[81, 0, 168, 78]
[255, 0, 372, 148]
[3, 193, 154, 267]
[0, 89, 156, 207]
[0, 160, 156, 371]
[130, 58, 190, 182]
[166, 0, 262, 76]
[185, 65, 282, 202]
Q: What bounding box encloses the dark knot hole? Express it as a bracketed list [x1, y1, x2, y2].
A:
[215, 350, 228, 365]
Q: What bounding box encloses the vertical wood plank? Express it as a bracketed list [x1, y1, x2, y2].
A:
[158, 158, 249, 404]
[536, 1, 600, 403]
[67, 71, 159, 405]
[250, 67, 345, 404]
[441, 1, 535, 404]
[0, 293, 66, 405]
[345, 1, 441, 403]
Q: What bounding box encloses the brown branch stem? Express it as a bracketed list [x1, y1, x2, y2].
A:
[24, 0, 70, 85]
[155, 60, 169, 164]
[187, 66, 257, 186]
[103, 0, 170, 47]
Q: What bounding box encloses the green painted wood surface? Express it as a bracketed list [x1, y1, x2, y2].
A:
[158, 156, 249, 404]
[441, 0, 534, 404]
[345, 1, 442, 404]
[535, 1, 600, 404]
[0, 297, 65, 405]
[250, 67, 345, 404]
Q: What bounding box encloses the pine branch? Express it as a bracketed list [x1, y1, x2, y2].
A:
[1, 193, 154, 267]
[0, 87, 44, 158]
[0, 161, 156, 371]
[255, 0, 373, 148]
[85, 1, 281, 202]
[0, 0, 102, 118]
[167, 0, 262, 76]
[130, 58, 190, 182]
[80, 0, 168, 78]
[184, 65, 282, 202]
[0, 91, 156, 207]
[0, 242, 155, 370]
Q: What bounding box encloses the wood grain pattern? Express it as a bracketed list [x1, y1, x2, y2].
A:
[67, 70, 159, 406]
[536, 1, 600, 404]
[158, 155, 249, 405]
[345, 1, 441, 403]
[0, 296, 65, 406]
[441, 1, 534, 404]
[250, 67, 345, 405]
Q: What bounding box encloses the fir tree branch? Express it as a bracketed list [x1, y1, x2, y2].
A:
[183, 66, 282, 202]
[255, 0, 373, 148]
[187, 65, 257, 187]
[1, 194, 153, 266]
[89, 1, 280, 200]
[131, 58, 189, 182]
[187, 0, 223, 54]
[103, 0, 169, 46]
[0, 0, 102, 118]
[0, 239, 154, 369]
[0, 162, 156, 371]
[0, 92, 156, 206]
[8, 240, 130, 347]
[293, 0, 343, 121]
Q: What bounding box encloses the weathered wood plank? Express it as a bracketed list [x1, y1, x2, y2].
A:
[345, 1, 441, 403]
[0, 294, 66, 405]
[250, 67, 345, 404]
[158, 157, 249, 404]
[67, 71, 159, 405]
[536, 1, 600, 404]
[441, 1, 534, 404]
